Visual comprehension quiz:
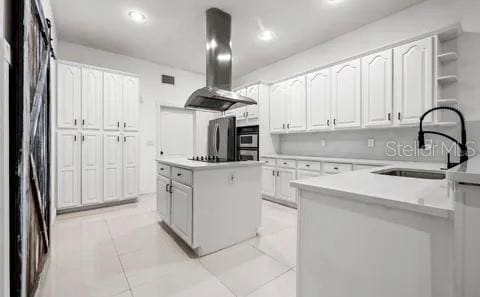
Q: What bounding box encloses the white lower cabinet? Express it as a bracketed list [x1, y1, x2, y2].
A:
[261, 167, 276, 197]
[156, 174, 171, 224]
[261, 163, 297, 205]
[81, 132, 103, 205]
[156, 167, 193, 245]
[276, 169, 297, 203]
[123, 134, 139, 199]
[57, 131, 81, 209]
[103, 133, 122, 202]
[297, 170, 322, 180]
[171, 181, 193, 245]
[57, 131, 139, 210]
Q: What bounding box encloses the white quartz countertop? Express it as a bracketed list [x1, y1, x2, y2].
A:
[261, 154, 392, 166]
[290, 160, 453, 218]
[447, 155, 480, 185]
[157, 158, 264, 171]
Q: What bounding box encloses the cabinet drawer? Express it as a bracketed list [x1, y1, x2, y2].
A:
[261, 157, 276, 167]
[297, 160, 321, 172]
[172, 167, 193, 186]
[157, 163, 171, 177]
[277, 159, 296, 169]
[323, 162, 352, 174]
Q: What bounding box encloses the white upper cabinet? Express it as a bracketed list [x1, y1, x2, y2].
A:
[81, 67, 103, 130]
[270, 82, 287, 133]
[286, 76, 307, 132]
[123, 134, 139, 199]
[103, 72, 123, 131]
[234, 88, 247, 120]
[123, 76, 140, 131]
[362, 49, 393, 127]
[103, 133, 122, 202]
[394, 37, 433, 125]
[81, 132, 103, 205]
[306, 69, 332, 131]
[331, 59, 362, 129]
[57, 131, 81, 209]
[246, 85, 259, 120]
[57, 63, 81, 129]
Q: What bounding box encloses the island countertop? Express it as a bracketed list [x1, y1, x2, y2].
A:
[156, 158, 264, 171]
[447, 155, 480, 185]
[291, 161, 454, 218]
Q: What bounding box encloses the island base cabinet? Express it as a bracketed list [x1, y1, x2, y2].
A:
[297, 191, 454, 297]
[156, 175, 171, 224]
[454, 183, 480, 297]
[170, 181, 193, 246]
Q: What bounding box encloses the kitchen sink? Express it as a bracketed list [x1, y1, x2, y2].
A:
[374, 169, 446, 180]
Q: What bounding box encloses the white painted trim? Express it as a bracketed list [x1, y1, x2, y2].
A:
[0, 37, 11, 297]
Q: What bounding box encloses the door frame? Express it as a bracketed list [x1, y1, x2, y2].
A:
[156, 105, 196, 159]
[0, 38, 11, 297]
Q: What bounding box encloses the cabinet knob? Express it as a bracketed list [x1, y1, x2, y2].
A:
[177, 173, 182, 177]
[160, 151, 164, 155]
[398, 112, 401, 120]
[283, 162, 287, 165]
[306, 164, 310, 167]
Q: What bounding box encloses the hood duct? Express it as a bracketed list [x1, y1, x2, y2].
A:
[184, 8, 257, 112]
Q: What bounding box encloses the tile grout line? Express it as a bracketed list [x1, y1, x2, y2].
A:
[243, 268, 294, 297]
[196, 258, 239, 297]
[105, 218, 135, 296]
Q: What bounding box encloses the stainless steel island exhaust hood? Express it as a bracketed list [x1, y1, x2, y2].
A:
[184, 8, 257, 112]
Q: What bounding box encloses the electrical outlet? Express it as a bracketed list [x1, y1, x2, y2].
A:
[321, 139, 326, 147]
[367, 138, 375, 148]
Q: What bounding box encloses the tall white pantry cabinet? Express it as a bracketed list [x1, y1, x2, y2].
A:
[56, 61, 140, 210]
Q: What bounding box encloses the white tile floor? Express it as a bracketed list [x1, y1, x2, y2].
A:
[37, 195, 297, 297]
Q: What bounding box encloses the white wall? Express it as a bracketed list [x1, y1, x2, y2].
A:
[57, 41, 205, 194]
[235, 0, 480, 161]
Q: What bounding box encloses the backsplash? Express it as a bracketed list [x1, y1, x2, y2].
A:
[279, 121, 480, 163]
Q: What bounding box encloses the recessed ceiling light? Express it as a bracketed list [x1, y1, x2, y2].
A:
[327, 0, 342, 4]
[128, 10, 147, 23]
[259, 30, 275, 41]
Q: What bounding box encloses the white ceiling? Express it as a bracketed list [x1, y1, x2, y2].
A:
[52, 0, 424, 78]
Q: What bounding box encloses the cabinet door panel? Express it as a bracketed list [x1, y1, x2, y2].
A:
[286, 76, 307, 131]
[103, 133, 122, 202]
[81, 132, 102, 205]
[57, 63, 81, 129]
[261, 167, 276, 197]
[394, 37, 433, 125]
[234, 88, 247, 120]
[246, 85, 259, 120]
[157, 175, 171, 224]
[307, 69, 331, 131]
[276, 169, 296, 203]
[57, 131, 81, 209]
[332, 59, 361, 128]
[123, 134, 139, 198]
[362, 49, 393, 127]
[171, 181, 193, 245]
[81, 67, 102, 130]
[270, 82, 287, 133]
[123, 76, 140, 131]
[104, 72, 123, 130]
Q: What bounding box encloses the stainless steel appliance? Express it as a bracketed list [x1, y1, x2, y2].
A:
[239, 133, 258, 148]
[237, 125, 259, 161]
[238, 149, 258, 161]
[184, 8, 257, 112]
[207, 117, 237, 162]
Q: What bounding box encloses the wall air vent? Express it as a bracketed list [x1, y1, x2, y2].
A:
[162, 74, 175, 85]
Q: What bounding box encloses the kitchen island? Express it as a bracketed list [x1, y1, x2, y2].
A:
[291, 162, 455, 297]
[156, 158, 263, 256]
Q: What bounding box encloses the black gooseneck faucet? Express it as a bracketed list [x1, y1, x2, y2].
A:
[418, 106, 468, 169]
